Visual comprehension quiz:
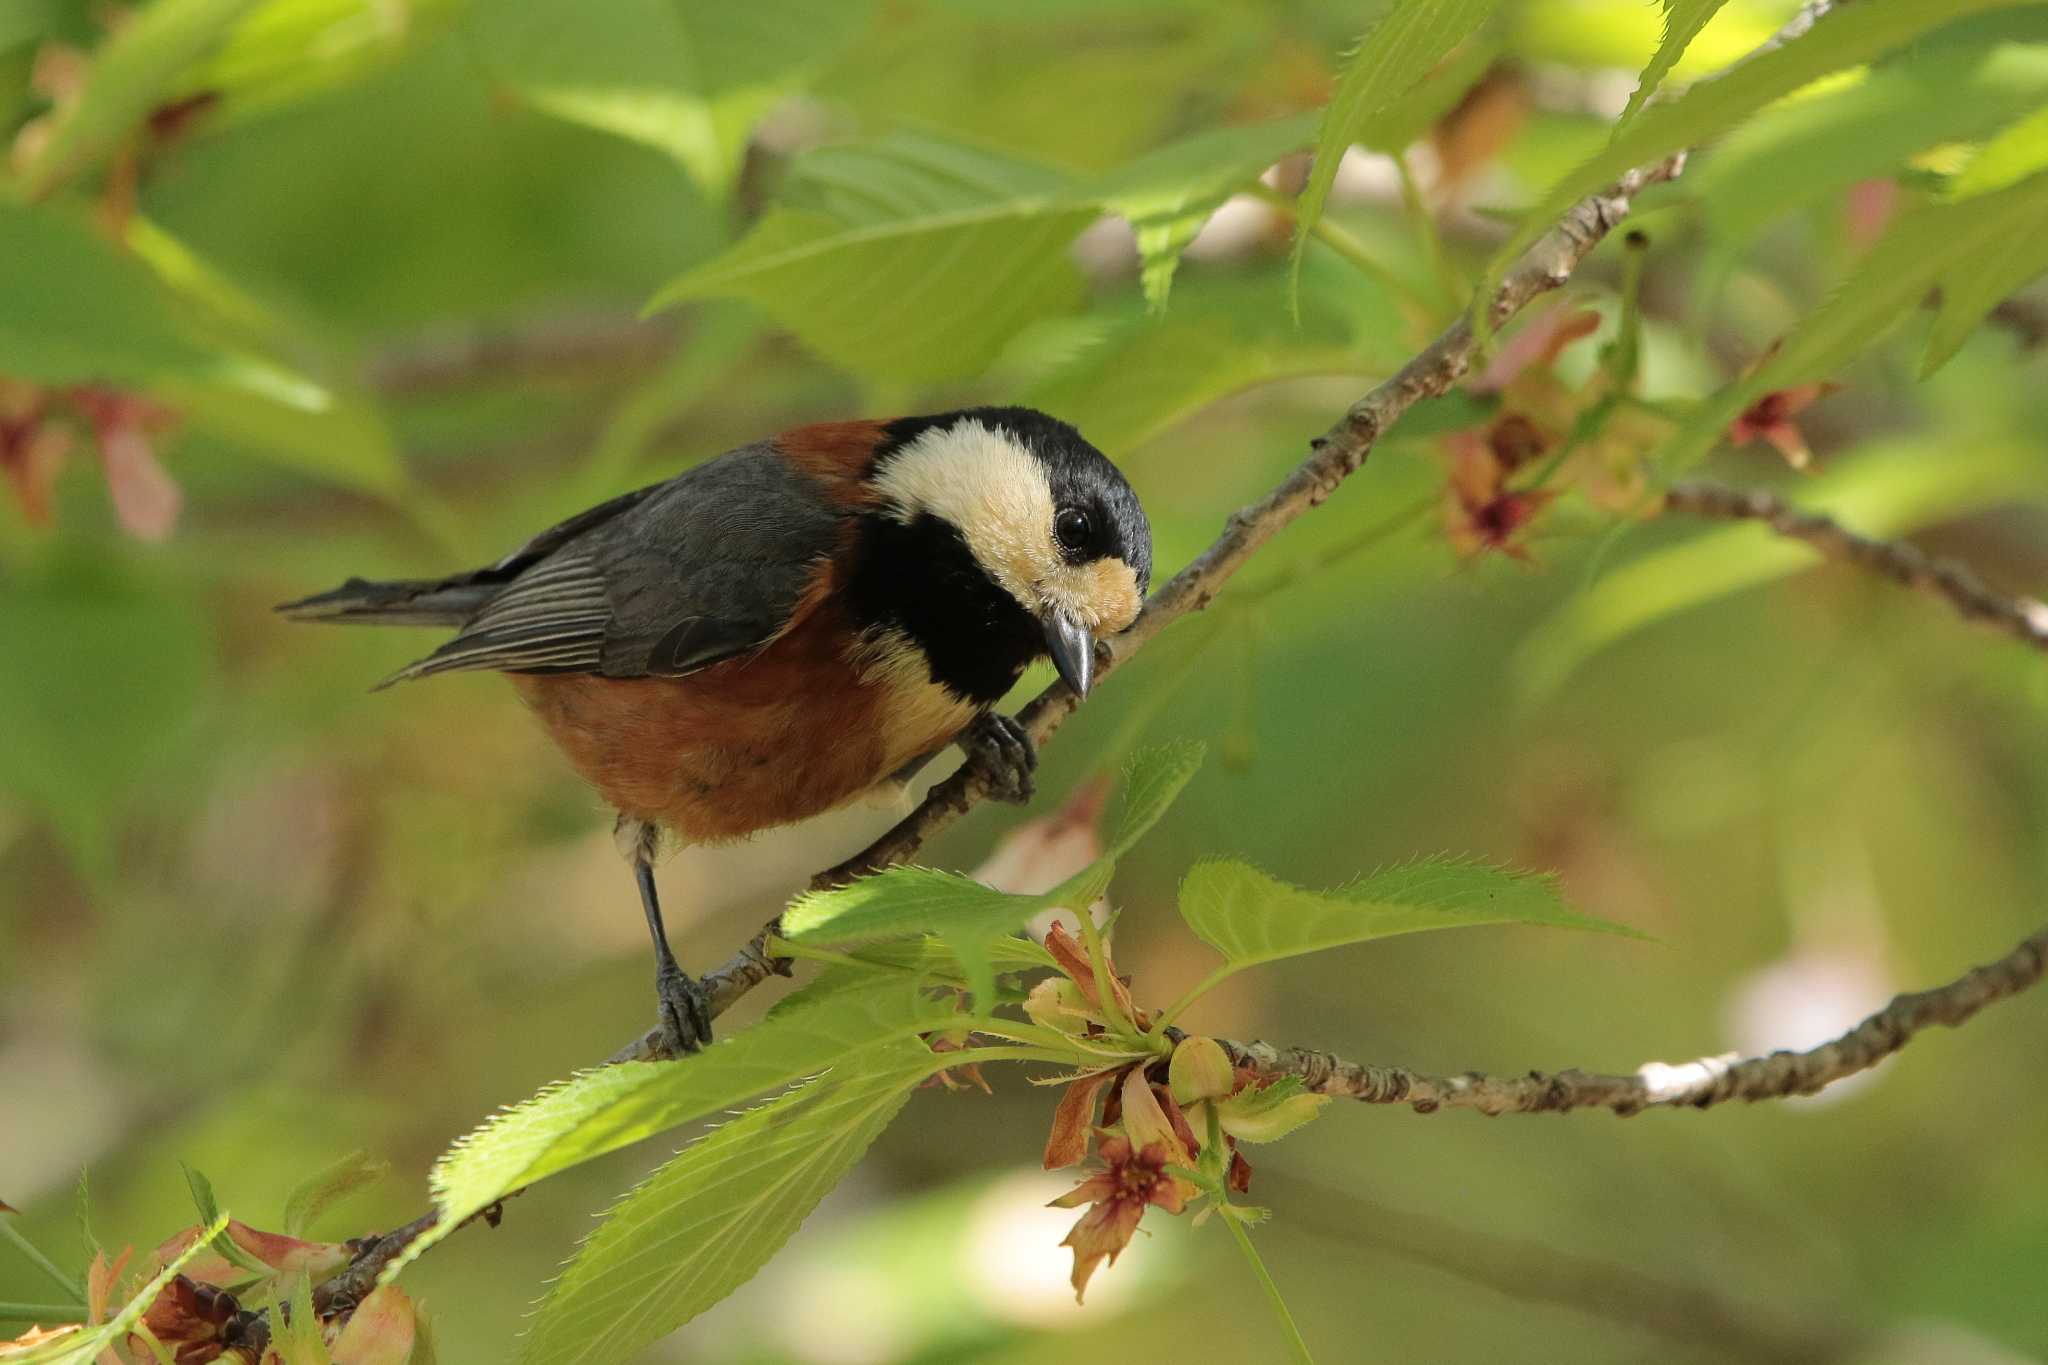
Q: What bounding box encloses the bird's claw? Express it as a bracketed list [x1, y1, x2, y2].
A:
[962, 711, 1037, 804]
[651, 963, 714, 1059]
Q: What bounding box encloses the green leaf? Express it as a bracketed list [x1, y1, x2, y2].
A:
[1920, 170, 2048, 372]
[1291, 0, 1505, 307]
[187, 0, 470, 126]
[180, 1162, 221, 1225]
[282, 1150, 388, 1237]
[1105, 739, 1206, 860]
[4, 1214, 229, 1365]
[517, 1042, 928, 1365]
[1178, 856, 1639, 971]
[1953, 102, 2048, 196]
[399, 977, 950, 1279]
[1622, 0, 1731, 124]
[1476, 0, 2043, 335]
[1093, 114, 1317, 310]
[471, 0, 869, 196]
[781, 866, 1033, 948]
[17, 0, 267, 195]
[1665, 165, 2048, 468]
[651, 133, 1094, 381]
[1214, 1076, 1328, 1144]
[1689, 37, 2048, 246]
[275, 1274, 333, 1365]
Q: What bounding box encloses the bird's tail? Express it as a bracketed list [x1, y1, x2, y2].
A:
[274, 574, 495, 627]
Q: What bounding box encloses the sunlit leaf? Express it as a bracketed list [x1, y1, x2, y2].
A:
[190, 0, 470, 125]
[651, 133, 1093, 381]
[1105, 739, 1206, 860]
[1178, 856, 1638, 971]
[1953, 102, 2048, 196]
[517, 1042, 929, 1365]
[1476, 0, 2042, 336]
[2, 1214, 228, 1365]
[1689, 38, 2048, 246]
[1621, 0, 1730, 124]
[1291, 0, 1505, 307]
[1093, 113, 1317, 310]
[399, 978, 951, 1279]
[470, 0, 870, 196]
[17, 0, 265, 195]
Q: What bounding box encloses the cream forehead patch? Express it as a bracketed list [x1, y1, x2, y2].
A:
[871, 418, 1060, 603]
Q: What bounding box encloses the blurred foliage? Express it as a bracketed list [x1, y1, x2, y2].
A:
[5, 0, 2048, 1362]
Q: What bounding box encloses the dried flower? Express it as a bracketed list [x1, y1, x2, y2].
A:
[1048, 1132, 1188, 1302]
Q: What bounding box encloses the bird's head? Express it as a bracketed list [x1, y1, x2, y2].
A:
[867, 407, 1151, 698]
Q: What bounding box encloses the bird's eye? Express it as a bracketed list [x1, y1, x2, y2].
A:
[1054, 507, 1092, 553]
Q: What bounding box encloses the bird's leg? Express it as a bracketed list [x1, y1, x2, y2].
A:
[957, 711, 1037, 805]
[617, 816, 713, 1058]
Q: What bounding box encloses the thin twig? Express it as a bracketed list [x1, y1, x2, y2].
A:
[1664, 482, 2048, 654]
[1217, 924, 2047, 1116]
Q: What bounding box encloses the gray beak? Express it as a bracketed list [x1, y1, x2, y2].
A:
[1043, 610, 1095, 699]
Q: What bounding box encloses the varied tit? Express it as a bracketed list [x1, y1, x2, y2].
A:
[279, 407, 1152, 1055]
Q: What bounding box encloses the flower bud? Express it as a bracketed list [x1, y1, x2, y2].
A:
[1168, 1036, 1234, 1106]
[1023, 976, 1099, 1034]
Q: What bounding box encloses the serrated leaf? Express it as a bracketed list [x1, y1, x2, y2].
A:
[470, 0, 868, 195]
[1690, 37, 2048, 246]
[1105, 739, 1206, 860]
[17, 0, 266, 195]
[282, 1151, 388, 1237]
[1664, 164, 2048, 468]
[782, 866, 1034, 947]
[1093, 114, 1318, 310]
[1477, 0, 2042, 335]
[651, 133, 1093, 381]
[1179, 856, 1638, 972]
[1622, 0, 1731, 124]
[518, 1043, 927, 1365]
[399, 978, 950, 1279]
[275, 1273, 333, 1365]
[180, 1162, 220, 1225]
[1291, 0, 1505, 306]
[1954, 102, 2048, 196]
[4, 1214, 229, 1365]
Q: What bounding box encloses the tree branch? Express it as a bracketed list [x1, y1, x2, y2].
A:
[1663, 481, 2048, 654]
[1218, 923, 2047, 1115]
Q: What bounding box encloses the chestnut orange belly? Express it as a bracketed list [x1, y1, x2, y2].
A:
[510, 611, 979, 844]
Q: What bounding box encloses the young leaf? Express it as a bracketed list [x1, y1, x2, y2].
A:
[275, 1273, 333, 1365]
[404, 977, 951, 1279]
[1291, 0, 1505, 306]
[1475, 0, 2041, 336]
[1178, 856, 1638, 972]
[281, 1151, 388, 1237]
[1621, 0, 1730, 125]
[782, 866, 1035, 948]
[1105, 739, 1207, 860]
[16, 0, 264, 195]
[3, 1213, 229, 1365]
[650, 134, 1094, 381]
[518, 1043, 930, 1365]
[186, 0, 470, 127]
[1093, 114, 1318, 310]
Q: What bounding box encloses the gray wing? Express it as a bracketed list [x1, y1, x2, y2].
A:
[381, 442, 842, 686]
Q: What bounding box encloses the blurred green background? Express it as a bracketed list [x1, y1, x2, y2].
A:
[5, 0, 2048, 1360]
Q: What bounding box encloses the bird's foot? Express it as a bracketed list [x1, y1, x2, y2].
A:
[961, 711, 1037, 804]
[650, 963, 714, 1059]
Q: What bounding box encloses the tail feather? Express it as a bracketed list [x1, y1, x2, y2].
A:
[275, 575, 494, 627]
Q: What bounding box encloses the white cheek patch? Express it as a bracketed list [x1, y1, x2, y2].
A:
[873, 419, 1061, 604]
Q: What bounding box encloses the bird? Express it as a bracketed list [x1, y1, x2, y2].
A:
[278, 407, 1153, 1057]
